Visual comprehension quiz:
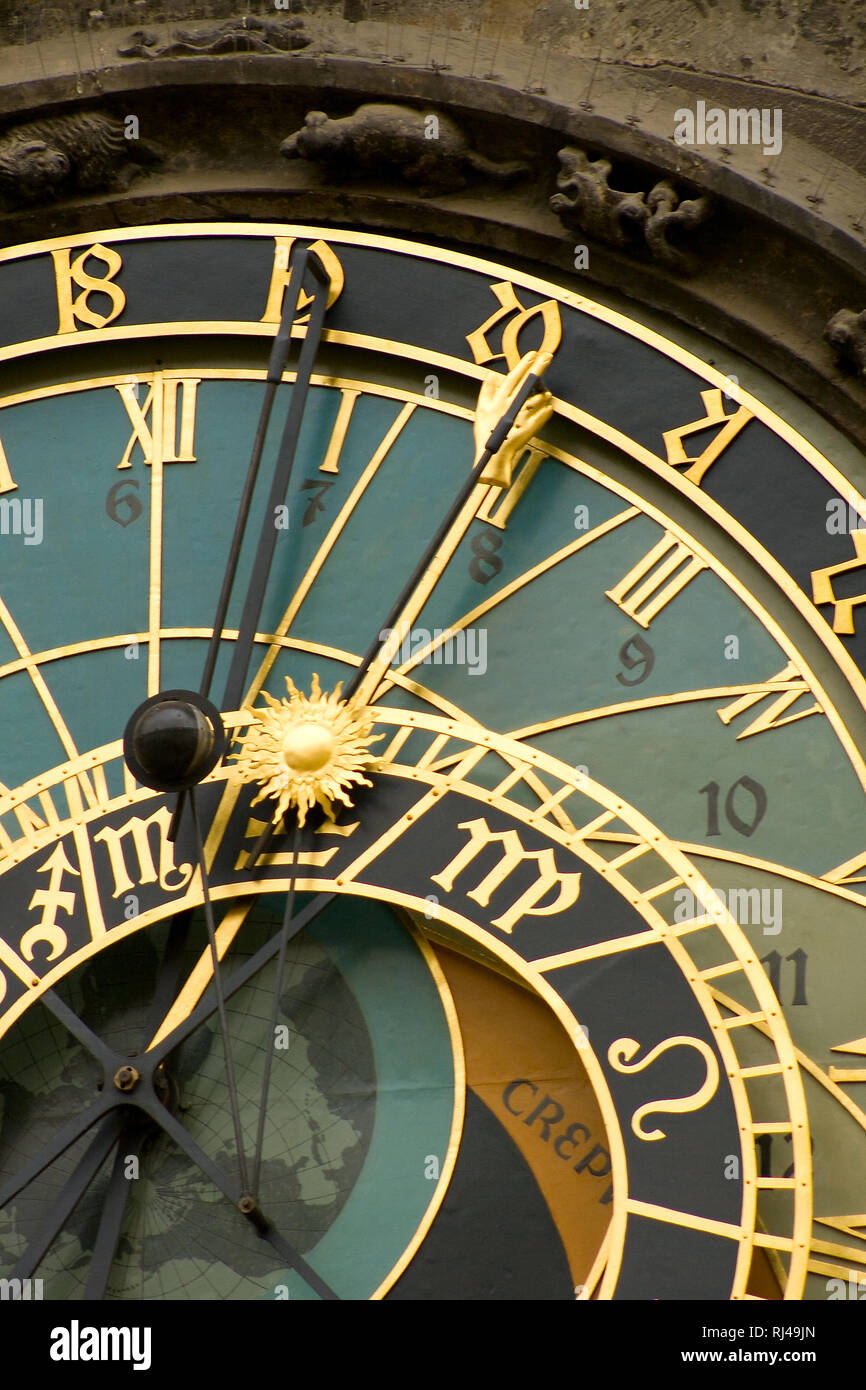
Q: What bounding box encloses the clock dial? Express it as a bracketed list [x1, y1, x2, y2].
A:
[0, 224, 864, 1300]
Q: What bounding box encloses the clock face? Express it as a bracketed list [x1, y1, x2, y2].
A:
[0, 223, 864, 1301]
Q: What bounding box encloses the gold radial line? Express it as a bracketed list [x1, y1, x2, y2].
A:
[243, 402, 416, 707]
[146, 899, 255, 1052]
[710, 984, 866, 1137]
[148, 377, 165, 697]
[532, 927, 662, 972]
[577, 1224, 612, 1300]
[671, 840, 866, 910]
[71, 823, 107, 940]
[0, 628, 476, 727]
[337, 786, 443, 886]
[379, 506, 640, 690]
[626, 1198, 744, 1242]
[0, 594, 81, 763]
[505, 682, 816, 742]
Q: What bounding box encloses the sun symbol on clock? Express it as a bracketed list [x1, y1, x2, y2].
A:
[230, 673, 383, 825]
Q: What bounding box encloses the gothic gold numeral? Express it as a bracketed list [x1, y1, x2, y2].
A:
[466, 281, 562, 371]
[476, 444, 548, 530]
[815, 1214, 866, 1243]
[716, 661, 821, 738]
[115, 373, 200, 469]
[51, 242, 126, 334]
[663, 388, 753, 485]
[606, 533, 706, 628]
[812, 531, 866, 635]
[260, 236, 345, 324]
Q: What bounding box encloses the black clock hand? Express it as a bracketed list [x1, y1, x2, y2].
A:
[11, 1113, 125, 1281]
[188, 785, 251, 1198]
[250, 821, 301, 1199]
[221, 248, 332, 713]
[197, 255, 303, 703]
[244, 350, 554, 870]
[82, 1123, 146, 1301]
[0, 1094, 117, 1210]
[131, 1088, 339, 1300]
[146, 889, 336, 1064]
[168, 245, 330, 843]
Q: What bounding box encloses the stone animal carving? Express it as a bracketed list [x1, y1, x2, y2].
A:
[825, 309, 866, 379]
[119, 16, 311, 59]
[550, 146, 712, 273]
[0, 112, 161, 210]
[281, 104, 530, 197]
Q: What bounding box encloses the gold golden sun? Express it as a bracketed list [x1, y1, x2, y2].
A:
[230, 674, 383, 826]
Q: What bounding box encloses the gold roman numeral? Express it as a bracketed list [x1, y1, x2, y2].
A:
[605, 533, 706, 628]
[716, 661, 821, 738]
[476, 444, 548, 530]
[318, 387, 361, 475]
[116, 372, 200, 469]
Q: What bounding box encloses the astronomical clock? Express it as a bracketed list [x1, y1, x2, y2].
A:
[0, 220, 865, 1303]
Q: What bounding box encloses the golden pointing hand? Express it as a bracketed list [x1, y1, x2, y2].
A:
[473, 349, 555, 486]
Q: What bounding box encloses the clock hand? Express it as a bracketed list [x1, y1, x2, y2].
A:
[197, 250, 307, 703]
[145, 901, 254, 1052]
[130, 1089, 339, 1300]
[82, 1123, 146, 1301]
[188, 785, 251, 1198]
[10, 1113, 125, 1281]
[221, 248, 332, 713]
[145, 889, 337, 1064]
[0, 1094, 117, 1209]
[244, 349, 554, 870]
[169, 244, 331, 843]
[250, 821, 301, 1199]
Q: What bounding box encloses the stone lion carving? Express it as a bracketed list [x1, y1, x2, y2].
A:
[0, 112, 161, 209]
